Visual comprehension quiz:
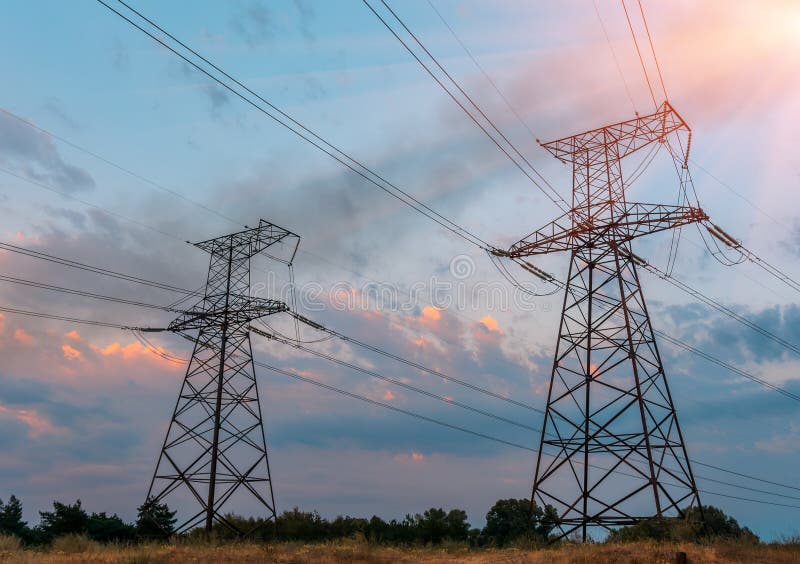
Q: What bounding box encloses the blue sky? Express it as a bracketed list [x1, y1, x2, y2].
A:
[0, 0, 799, 539]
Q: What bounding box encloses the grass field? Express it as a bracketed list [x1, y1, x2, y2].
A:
[1, 537, 799, 563]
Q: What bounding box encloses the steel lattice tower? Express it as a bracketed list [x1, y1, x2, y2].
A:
[500, 102, 707, 541]
[146, 220, 298, 535]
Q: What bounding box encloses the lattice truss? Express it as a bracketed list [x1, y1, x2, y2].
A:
[505, 103, 706, 540]
[147, 220, 297, 534]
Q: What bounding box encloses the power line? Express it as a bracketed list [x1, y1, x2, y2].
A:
[259, 359, 800, 510]
[95, 0, 490, 250]
[689, 159, 788, 230]
[0, 304, 159, 331]
[285, 311, 546, 414]
[2, 258, 795, 508]
[18, 0, 800, 516]
[7, 261, 793, 501]
[636, 0, 668, 102]
[655, 330, 800, 404]
[536, 264, 800, 404]
[693, 461, 800, 495]
[635, 254, 800, 362]
[0, 166, 184, 243]
[254, 295, 800, 501]
[620, 0, 658, 109]
[0, 107, 246, 230]
[591, 0, 637, 114]
[364, 0, 568, 212]
[425, 0, 800, 359]
[9, 221, 786, 495]
[91, 0, 800, 407]
[250, 325, 541, 433]
[0, 240, 197, 296]
[263, 316, 800, 501]
[257, 360, 538, 453]
[0, 273, 181, 312]
[425, 0, 543, 145]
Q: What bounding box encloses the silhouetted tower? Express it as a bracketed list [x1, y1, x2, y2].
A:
[499, 103, 706, 541]
[147, 220, 298, 534]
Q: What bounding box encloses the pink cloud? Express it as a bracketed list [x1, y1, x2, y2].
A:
[479, 315, 502, 334]
[393, 451, 426, 463]
[61, 343, 82, 361]
[420, 306, 441, 322]
[14, 328, 34, 346]
[0, 404, 64, 439]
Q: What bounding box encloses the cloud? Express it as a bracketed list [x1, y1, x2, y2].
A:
[421, 306, 441, 321]
[61, 344, 81, 361]
[203, 84, 230, 114]
[479, 315, 502, 334]
[42, 98, 80, 131]
[0, 110, 95, 193]
[13, 329, 34, 346]
[229, 1, 275, 46]
[755, 423, 800, 454]
[0, 404, 64, 439]
[394, 451, 425, 463]
[662, 302, 800, 367]
[293, 0, 316, 42]
[781, 219, 800, 258]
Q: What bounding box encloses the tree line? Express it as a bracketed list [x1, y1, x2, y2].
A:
[0, 494, 758, 547]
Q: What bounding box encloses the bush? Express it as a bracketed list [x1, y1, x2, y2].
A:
[50, 533, 101, 554]
[413, 508, 470, 544]
[88, 512, 137, 543]
[483, 499, 558, 547]
[606, 505, 759, 543]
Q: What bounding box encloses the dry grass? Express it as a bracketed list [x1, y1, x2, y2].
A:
[0, 539, 797, 563]
[0, 534, 22, 553]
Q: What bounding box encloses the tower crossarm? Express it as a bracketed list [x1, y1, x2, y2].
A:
[194, 219, 298, 258]
[167, 297, 288, 332]
[501, 202, 707, 258]
[540, 102, 688, 165]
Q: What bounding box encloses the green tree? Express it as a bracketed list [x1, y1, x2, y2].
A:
[0, 495, 28, 538]
[39, 500, 90, 540]
[87, 512, 136, 543]
[414, 508, 449, 544]
[444, 508, 470, 541]
[276, 507, 328, 541]
[136, 498, 177, 540]
[483, 498, 558, 546]
[607, 505, 759, 543]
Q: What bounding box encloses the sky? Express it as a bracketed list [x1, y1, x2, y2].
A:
[0, 0, 799, 539]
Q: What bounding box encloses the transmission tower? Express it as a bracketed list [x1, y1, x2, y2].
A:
[146, 220, 298, 535]
[498, 102, 707, 541]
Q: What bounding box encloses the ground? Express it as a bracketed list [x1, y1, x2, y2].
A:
[1, 539, 799, 563]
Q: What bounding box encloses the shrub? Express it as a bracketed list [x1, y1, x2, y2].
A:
[0, 533, 22, 552]
[483, 499, 558, 547]
[606, 505, 760, 543]
[88, 512, 137, 543]
[50, 533, 101, 554]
